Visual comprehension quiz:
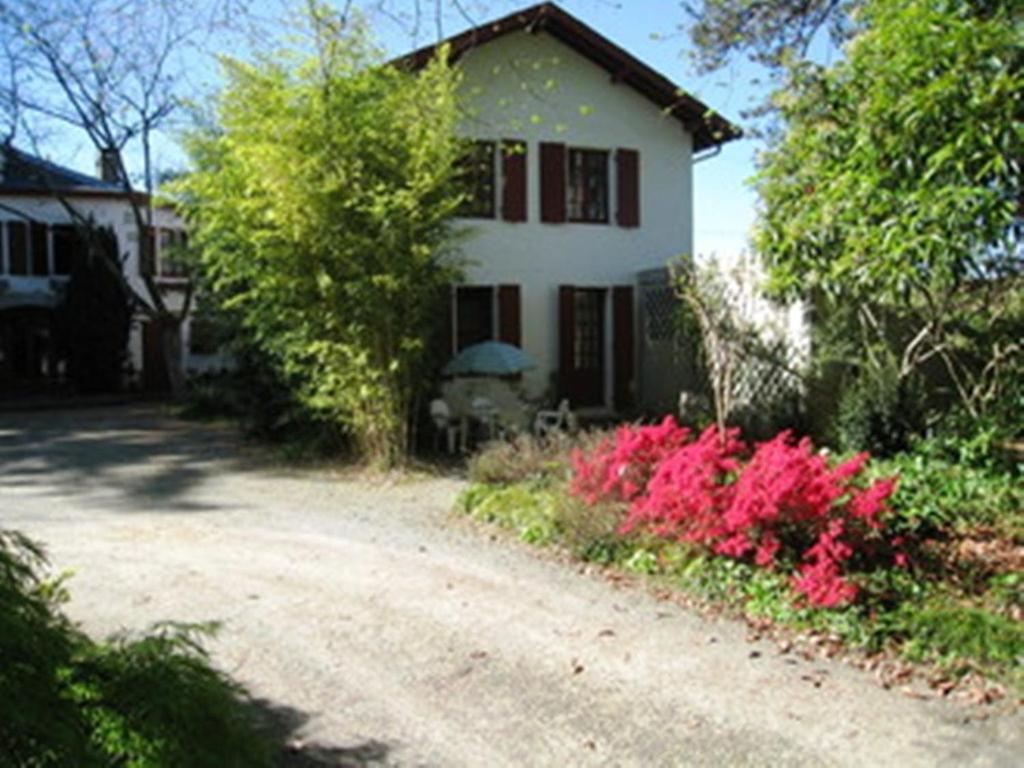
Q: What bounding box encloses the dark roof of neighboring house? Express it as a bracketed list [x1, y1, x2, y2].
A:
[395, 2, 741, 151]
[0, 144, 125, 197]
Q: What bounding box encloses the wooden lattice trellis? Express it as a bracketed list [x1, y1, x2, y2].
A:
[637, 264, 806, 423]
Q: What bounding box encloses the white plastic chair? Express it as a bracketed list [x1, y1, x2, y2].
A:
[470, 396, 500, 441]
[534, 398, 573, 438]
[429, 398, 461, 454]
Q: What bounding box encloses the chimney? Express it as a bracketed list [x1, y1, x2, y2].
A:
[98, 148, 123, 184]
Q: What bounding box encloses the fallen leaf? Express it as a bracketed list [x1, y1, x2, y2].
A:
[901, 687, 929, 700]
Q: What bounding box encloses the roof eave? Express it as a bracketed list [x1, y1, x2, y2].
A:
[394, 2, 741, 151]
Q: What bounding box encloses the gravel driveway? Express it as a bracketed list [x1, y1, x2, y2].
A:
[1, 405, 1020, 767]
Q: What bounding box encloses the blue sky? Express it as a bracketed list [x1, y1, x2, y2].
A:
[48, 0, 769, 258]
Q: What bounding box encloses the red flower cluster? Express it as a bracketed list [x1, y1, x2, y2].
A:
[570, 419, 899, 607]
[570, 416, 691, 505]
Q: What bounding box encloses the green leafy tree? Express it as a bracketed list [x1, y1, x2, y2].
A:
[173, 5, 465, 467]
[751, 0, 1023, 429]
[683, 0, 857, 74]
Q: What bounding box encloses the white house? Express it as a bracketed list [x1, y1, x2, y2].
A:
[2, 3, 739, 408]
[0, 145, 210, 396]
[401, 3, 740, 411]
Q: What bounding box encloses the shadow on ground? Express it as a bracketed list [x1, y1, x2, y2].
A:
[252, 697, 394, 768]
[0, 405, 258, 512]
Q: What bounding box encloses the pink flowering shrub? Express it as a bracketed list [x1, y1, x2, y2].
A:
[569, 418, 899, 608]
[570, 416, 691, 505]
[622, 425, 745, 543]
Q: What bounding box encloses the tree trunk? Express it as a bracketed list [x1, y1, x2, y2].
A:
[160, 316, 186, 397]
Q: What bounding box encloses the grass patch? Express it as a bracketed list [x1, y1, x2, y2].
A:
[899, 602, 1024, 669]
[459, 482, 564, 546]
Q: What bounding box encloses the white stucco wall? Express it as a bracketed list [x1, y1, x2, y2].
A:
[0, 193, 197, 382]
[704, 251, 812, 367]
[451, 30, 695, 400]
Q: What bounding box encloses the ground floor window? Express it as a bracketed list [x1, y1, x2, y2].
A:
[565, 287, 606, 407]
[0, 308, 62, 395]
[455, 286, 495, 352]
[446, 284, 522, 361]
[559, 283, 635, 411]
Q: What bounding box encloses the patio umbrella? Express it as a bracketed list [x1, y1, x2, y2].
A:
[442, 341, 537, 376]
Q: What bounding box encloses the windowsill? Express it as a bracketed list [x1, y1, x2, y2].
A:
[567, 218, 610, 225]
[155, 276, 191, 291]
[0, 274, 69, 281]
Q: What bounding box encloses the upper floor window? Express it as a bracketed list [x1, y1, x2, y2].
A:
[1, 220, 76, 277]
[567, 148, 609, 223]
[5, 221, 28, 275]
[458, 141, 496, 219]
[540, 144, 637, 227]
[52, 226, 78, 276]
[142, 226, 189, 279]
[158, 228, 189, 278]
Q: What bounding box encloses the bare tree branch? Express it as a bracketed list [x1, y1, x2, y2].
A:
[0, 0, 249, 393]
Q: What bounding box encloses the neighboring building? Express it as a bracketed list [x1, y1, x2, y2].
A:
[0, 145, 208, 397]
[402, 2, 740, 411]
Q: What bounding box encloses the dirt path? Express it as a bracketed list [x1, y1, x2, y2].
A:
[1, 406, 1020, 766]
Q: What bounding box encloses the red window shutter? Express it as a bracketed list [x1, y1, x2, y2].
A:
[616, 149, 640, 228]
[497, 284, 522, 347]
[612, 285, 635, 410]
[30, 222, 48, 275]
[558, 285, 576, 398]
[540, 142, 567, 223]
[501, 140, 527, 223]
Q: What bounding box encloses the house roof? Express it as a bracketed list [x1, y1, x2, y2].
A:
[0, 144, 126, 197]
[395, 2, 741, 151]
